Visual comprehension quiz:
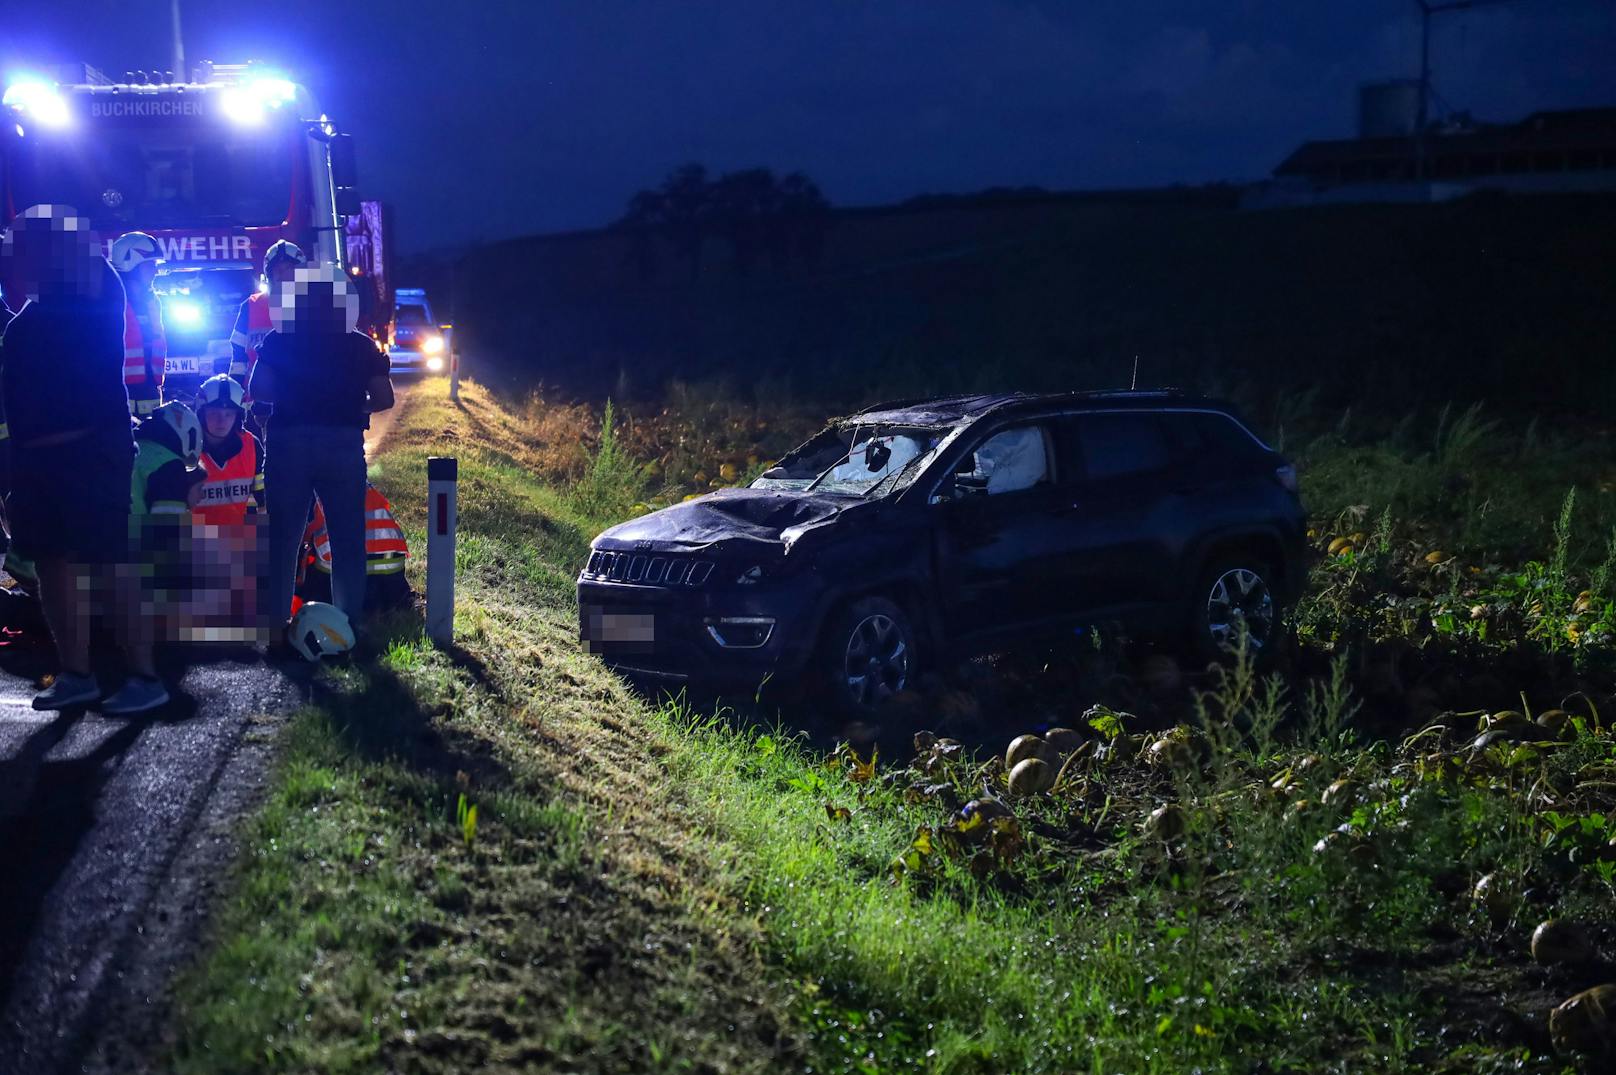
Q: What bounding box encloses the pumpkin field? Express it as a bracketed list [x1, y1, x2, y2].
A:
[158, 378, 1616, 1074]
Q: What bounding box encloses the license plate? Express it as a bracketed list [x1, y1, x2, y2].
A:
[580, 607, 656, 653]
[164, 356, 201, 375]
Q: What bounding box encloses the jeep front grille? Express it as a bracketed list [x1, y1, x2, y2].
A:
[584, 550, 716, 587]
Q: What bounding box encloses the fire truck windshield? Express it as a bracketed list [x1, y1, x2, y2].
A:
[4, 118, 296, 230]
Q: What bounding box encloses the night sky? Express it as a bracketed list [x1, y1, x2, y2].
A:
[6, 1, 1615, 252]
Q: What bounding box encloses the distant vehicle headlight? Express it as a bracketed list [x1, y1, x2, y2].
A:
[421, 335, 445, 355]
[426, 355, 445, 372]
[168, 299, 203, 326]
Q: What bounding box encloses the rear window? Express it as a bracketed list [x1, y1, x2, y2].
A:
[1169, 412, 1270, 461]
[1069, 414, 1173, 480]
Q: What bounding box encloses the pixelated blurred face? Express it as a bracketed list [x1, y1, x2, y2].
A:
[201, 404, 238, 441]
[269, 264, 359, 334]
[1, 205, 103, 302]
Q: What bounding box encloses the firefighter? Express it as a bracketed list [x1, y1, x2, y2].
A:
[193, 374, 264, 526]
[109, 231, 167, 419]
[229, 240, 306, 433]
[132, 400, 203, 516]
[294, 482, 410, 613]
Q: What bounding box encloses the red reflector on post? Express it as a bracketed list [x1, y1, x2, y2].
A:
[427, 456, 458, 645]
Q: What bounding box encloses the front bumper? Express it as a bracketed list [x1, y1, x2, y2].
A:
[576, 572, 820, 684]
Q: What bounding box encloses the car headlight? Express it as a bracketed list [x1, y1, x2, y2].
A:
[421, 335, 444, 355]
[426, 355, 445, 372]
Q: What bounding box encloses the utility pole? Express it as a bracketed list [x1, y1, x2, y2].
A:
[170, 0, 185, 81]
[1411, 0, 1522, 178]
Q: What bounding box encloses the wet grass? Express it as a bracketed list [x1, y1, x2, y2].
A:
[166, 380, 1616, 1073]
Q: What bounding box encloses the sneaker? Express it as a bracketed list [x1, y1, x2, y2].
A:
[32, 671, 101, 711]
[100, 675, 170, 715]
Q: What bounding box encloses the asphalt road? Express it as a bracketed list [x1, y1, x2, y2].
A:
[0, 647, 306, 1073]
[0, 379, 425, 1073]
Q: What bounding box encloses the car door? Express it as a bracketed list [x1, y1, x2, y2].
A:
[1053, 412, 1189, 614]
[933, 421, 1076, 640]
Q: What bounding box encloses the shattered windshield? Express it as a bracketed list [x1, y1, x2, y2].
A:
[808, 429, 943, 496]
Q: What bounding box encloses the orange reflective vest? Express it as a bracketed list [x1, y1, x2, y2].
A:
[124, 295, 166, 417]
[303, 485, 408, 575]
[195, 430, 263, 526]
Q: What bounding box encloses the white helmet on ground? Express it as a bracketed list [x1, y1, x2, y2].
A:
[151, 400, 202, 469]
[195, 373, 246, 411]
[288, 601, 355, 661]
[109, 231, 163, 274]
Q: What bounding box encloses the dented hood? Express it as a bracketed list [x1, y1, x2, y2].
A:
[595, 488, 861, 554]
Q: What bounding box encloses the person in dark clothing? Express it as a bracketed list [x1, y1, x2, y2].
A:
[250, 265, 393, 635]
[0, 204, 168, 712]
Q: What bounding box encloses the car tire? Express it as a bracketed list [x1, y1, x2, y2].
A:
[819, 596, 917, 717]
[1186, 555, 1284, 668]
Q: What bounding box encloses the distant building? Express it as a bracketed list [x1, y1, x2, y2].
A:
[1245, 85, 1616, 208]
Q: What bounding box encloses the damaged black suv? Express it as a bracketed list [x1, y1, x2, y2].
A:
[578, 391, 1307, 713]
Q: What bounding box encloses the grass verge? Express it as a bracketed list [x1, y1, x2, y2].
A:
[167, 380, 1616, 1074]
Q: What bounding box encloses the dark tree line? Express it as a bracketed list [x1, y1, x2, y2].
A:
[617, 164, 831, 280]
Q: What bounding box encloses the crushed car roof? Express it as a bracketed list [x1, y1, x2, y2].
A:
[843, 389, 1196, 428]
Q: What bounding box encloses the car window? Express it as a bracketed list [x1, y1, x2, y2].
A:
[1070, 413, 1173, 480]
[958, 424, 1050, 495]
[1168, 411, 1269, 461]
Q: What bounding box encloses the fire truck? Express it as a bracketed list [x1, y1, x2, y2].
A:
[0, 61, 360, 391]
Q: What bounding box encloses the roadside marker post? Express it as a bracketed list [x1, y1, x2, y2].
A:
[446, 325, 461, 404]
[426, 456, 458, 645]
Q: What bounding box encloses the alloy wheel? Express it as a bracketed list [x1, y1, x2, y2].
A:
[842, 613, 909, 707]
[1206, 568, 1276, 652]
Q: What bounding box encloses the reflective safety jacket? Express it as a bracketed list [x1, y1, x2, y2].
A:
[303, 484, 408, 575]
[131, 437, 189, 516]
[123, 291, 166, 418]
[195, 429, 264, 526]
[229, 291, 273, 381]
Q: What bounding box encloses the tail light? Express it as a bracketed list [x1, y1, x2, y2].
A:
[1275, 463, 1299, 494]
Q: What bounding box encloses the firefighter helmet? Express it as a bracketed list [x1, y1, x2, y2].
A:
[109, 231, 164, 273]
[196, 373, 246, 412]
[287, 601, 355, 661]
[152, 401, 202, 469]
[263, 239, 307, 278]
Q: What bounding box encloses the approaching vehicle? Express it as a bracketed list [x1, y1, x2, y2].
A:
[1, 61, 361, 392]
[387, 287, 448, 375]
[578, 391, 1307, 713]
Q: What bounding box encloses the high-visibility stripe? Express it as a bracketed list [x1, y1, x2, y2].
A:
[123, 301, 165, 387]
